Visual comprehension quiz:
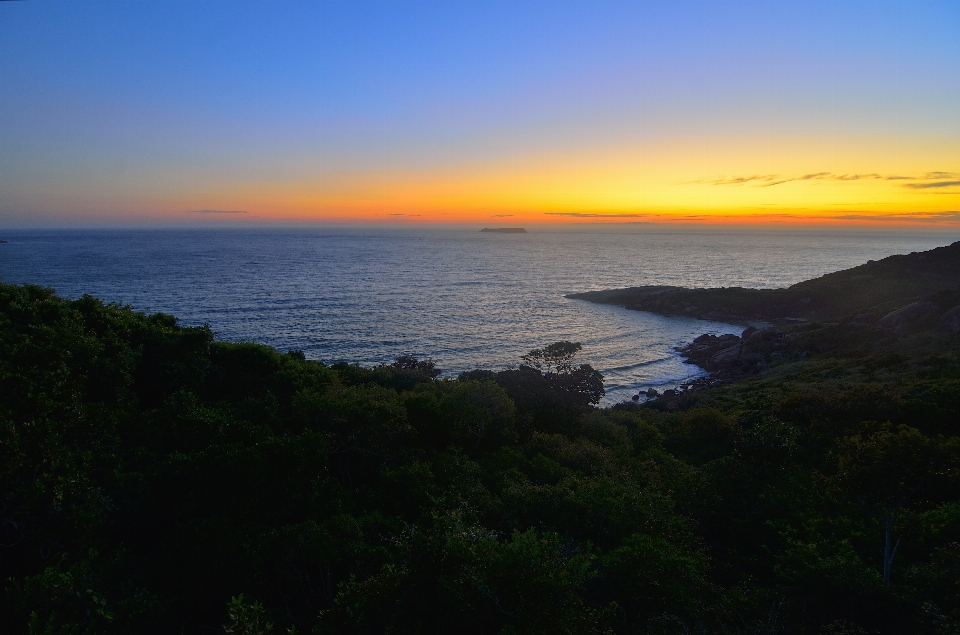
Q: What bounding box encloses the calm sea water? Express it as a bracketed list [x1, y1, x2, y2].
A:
[1, 225, 956, 404]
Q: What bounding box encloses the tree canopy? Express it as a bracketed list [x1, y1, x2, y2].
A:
[2, 281, 959, 634]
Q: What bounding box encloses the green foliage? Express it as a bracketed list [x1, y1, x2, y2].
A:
[11, 549, 158, 634]
[389, 354, 442, 378]
[223, 595, 274, 635]
[3, 281, 960, 633]
[521, 341, 584, 374]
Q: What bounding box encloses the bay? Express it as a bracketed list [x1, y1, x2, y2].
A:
[0, 225, 955, 404]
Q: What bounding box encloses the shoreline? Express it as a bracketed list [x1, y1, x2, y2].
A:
[567, 240, 960, 327]
[574, 241, 960, 395]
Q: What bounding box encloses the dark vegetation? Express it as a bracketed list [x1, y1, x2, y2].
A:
[3, 242, 960, 633]
[568, 240, 960, 325]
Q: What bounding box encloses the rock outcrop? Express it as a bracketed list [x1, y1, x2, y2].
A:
[878, 301, 938, 329]
[937, 305, 960, 332]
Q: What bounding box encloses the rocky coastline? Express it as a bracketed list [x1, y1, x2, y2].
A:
[568, 240, 960, 326]
[572, 241, 960, 395]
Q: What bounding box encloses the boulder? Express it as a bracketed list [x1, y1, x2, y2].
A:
[710, 344, 741, 364]
[937, 305, 960, 332]
[878, 301, 937, 329]
[745, 327, 782, 343]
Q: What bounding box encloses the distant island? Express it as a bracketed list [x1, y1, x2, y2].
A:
[480, 227, 527, 233]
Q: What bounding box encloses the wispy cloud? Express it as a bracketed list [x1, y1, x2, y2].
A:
[831, 211, 960, 222]
[703, 171, 960, 190]
[544, 212, 651, 218]
[904, 181, 960, 190]
[707, 174, 780, 185]
[536, 210, 960, 225]
[834, 173, 883, 181]
[491, 214, 514, 217]
[187, 209, 248, 214]
[761, 172, 873, 187]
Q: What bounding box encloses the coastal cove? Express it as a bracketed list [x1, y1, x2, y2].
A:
[0, 226, 956, 404]
[6, 2, 960, 631]
[567, 240, 960, 326]
[4, 239, 960, 633]
[572, 240, 960, 388]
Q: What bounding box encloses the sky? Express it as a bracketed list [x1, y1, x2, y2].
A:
[1, 0, 959, 227]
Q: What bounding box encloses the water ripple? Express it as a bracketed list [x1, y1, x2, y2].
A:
[1, 225, 954, 404]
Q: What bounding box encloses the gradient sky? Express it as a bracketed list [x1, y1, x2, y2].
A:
[1, 0, 959, 226]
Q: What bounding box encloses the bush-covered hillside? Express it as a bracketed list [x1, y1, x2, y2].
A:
[568, 240, 960, 325]
[2, 282, 959, 634]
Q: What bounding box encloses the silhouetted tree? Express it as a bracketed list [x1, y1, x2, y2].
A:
[391, 354, 441, 378]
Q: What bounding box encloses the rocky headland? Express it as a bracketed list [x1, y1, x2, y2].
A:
[568, 241, 960, 325]
[570, 241, 960, 385]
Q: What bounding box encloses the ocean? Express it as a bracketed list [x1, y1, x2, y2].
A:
[1, 225, 955, 405]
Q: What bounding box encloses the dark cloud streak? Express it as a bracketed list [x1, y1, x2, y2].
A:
[543, 212, 652, 218]
[705, 171, 960, 190]
[187, 209, 248, 214]
[831, 211, 960, 221]
[708, 174, 780, 185]
[905, 181, 960, 189]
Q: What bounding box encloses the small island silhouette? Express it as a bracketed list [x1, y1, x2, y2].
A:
[480, 227, 526, 233]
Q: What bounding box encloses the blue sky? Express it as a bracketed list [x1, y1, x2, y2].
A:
[2, 1, 958, 224]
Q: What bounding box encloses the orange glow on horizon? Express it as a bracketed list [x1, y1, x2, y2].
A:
[25, 134, 955, 228]
[150, 132, 959, 227]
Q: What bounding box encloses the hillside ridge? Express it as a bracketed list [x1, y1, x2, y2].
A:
[567, 240, 960, 326]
